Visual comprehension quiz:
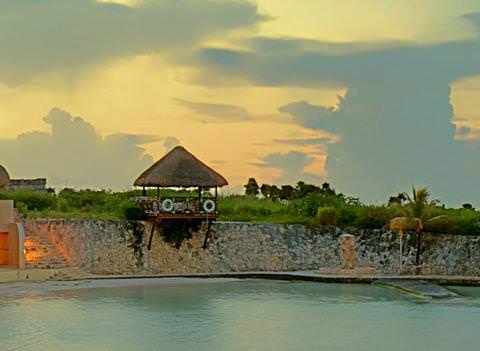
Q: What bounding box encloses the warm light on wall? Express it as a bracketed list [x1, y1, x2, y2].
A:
[24, 239, 42, 262]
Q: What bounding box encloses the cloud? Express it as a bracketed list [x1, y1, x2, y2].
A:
[0, 0, 264, 84]
[278, 101, 340, 132]
[163, 136, 180, 150]
[273, 137, 332, 146]
[253, 151, 323, 185]
[193, 35, 480, 87]
[190, 15, 480, 205]
[175, 98, 254, 122]
[272, 136, 333, 154]
[0, 108, 156, 189]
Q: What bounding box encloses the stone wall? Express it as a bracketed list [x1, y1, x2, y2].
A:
[23, 220, 480, 276]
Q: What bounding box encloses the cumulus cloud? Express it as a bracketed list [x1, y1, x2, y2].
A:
[278, 101, 340, 132]
[253, 151, 323, 185]
[0, 108, 156, 189]
[191, 15, 480, 205]
[0, 0, 264, 84]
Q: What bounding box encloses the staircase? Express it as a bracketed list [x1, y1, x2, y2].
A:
[23, 222, 70, 270]
[48, 267, 89, 281]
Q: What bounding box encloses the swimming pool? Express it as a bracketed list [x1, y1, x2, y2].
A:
[1, 279, 479, 351]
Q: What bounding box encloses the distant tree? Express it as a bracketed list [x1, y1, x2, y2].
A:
[296, 181, 320, 198]
[462, 203, 474, 210]
[321, 182, 336, 195]
[260, 184, 272, 199]
[244, 178, 260, 197]
[279, 185, 295, 200]
[270, 185, 281, 200]
[388, 192, 407, 206]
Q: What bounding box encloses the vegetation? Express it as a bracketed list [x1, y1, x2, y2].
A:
[1, 180, 480, 235]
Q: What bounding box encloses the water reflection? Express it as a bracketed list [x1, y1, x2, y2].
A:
[0, 280, 478, 351]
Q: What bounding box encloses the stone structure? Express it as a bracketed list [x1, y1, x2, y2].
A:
[17, 220, 480, 276]
[5, 178, 47, 192]
[339, 234, 356, 269]
[0, 201, 25, 268]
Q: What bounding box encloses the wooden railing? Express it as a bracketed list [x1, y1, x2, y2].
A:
[132, 195, 217, 217]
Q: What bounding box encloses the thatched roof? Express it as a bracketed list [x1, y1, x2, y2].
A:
[134, 146, 228, 188]
[0, 165, 10, 189]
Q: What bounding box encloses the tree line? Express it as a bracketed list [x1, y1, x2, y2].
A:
[244, 178, 338, 201]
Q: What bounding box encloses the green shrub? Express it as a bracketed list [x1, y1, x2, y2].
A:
[158, 221, 201, 248]
[123, 204, 144, 220]
[15, 201, 29, 216]
[56, 197, 70, 212]
[354, 205, 396, 229]
[1, 190, 56, 211]
[451, 212, 480, 235]
[315, 206, 339, 225]
[424, 215, 456, 234]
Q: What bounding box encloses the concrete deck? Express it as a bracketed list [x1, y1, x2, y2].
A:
[81, 271, 480, 287]
[2, 269, 480, 292]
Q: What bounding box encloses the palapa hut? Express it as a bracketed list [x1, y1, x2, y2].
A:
[0, 165, 10, 189]
[133, 146, 228, 249]
[134, 145, 228, 189]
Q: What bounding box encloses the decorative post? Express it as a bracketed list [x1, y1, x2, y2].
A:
[339, 234, 356, 270]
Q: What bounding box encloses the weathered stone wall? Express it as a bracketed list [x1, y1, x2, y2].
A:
[25, 220, 139, 274]
[22, 220, 480, 276]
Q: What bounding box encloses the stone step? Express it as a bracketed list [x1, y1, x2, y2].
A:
[49, 268, 89, 281]
[374, 279, 459, 299]
[22, 225, 72, 269]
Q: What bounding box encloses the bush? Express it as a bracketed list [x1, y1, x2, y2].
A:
[315, 206, 339, 225]
[56, 197, 70, 212]
[451, 211, 480, 235]
[424, 215, 456, 234]
[159, 221, 201, 248]
[123, 204, 143, 220]
[288, 193, 348, 218]
[1, 190, 56, 211]
[354, 206, 397, 229]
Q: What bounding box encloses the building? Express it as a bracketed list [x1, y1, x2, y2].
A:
[5, 178, 47, 192]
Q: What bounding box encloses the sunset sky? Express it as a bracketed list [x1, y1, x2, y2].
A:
[1, 0, 480, 205]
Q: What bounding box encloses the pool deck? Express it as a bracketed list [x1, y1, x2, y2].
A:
[83, 271, 480, 286]
[0, 268, 480, 294]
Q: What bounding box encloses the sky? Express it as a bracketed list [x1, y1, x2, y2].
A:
[1, 0, 480, 206]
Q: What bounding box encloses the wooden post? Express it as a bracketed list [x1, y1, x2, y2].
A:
[198, 187, 202, 212]
[156, 187, 160, 200]
[202, 220, 213, 249]
[416, 231, 421, 275]
[147, 222, 156, 251]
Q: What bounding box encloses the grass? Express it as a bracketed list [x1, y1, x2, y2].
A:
[218, 196, 310, 224]
[2, 188, 480, 234]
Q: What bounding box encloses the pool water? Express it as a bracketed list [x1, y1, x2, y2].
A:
[1, 279, 479, 351]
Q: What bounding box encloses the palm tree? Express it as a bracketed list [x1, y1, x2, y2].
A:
[403, 186, 437, 272]
[389, 186, 437, 274]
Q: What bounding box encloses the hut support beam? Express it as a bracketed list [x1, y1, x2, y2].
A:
[202, 220, 213, 249]
[147, 222, 156, 251]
